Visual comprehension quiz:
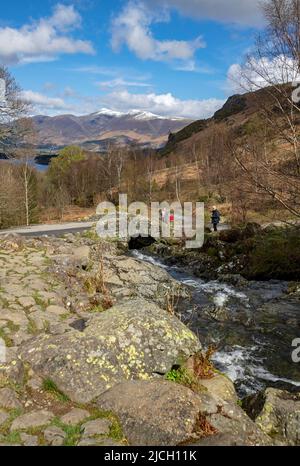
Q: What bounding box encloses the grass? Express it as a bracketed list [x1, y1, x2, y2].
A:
[42, 379, 70, 403]
[0, 328, 13, 348]
[89, 305, 105, 313]
[2, 431, 22, 444]
[51, 418, 82, 446]
[32, 291, 49, 311]
[0, 408, 23, 444]
[166, 348, 216, 392]
[84, 408, 124, 442]
[166, 367, 194, 385]
[50, 408, 124, 446]
[82, 229, 100, 242]
[27, 318, 40, 336]
[6, 321, 20, 333]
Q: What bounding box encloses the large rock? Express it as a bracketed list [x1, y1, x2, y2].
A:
[11, 410, 54, 431]
[60, 408, 90, 426]
[101, 255, 185, 306]
[0, 388, 22, 410]
[244, 388, 300, 445]
[198, 374, 238, 403]
[20, 299, 200, 403]
[96, 380, 270, 446]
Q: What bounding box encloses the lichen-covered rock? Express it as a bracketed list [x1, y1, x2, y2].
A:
[96, 380, 270, 446]
[20, 433, 39, 446]
[198, 374, 238, 403]
[0, 410, 9, 426]
[0, 388, 22, 410]
[20, 299, 201, 403]
[101, 255, 185, 306]
[44, 426, 66, 446]
[82, 418, 112, 437]
[60, 408, 90, 426]
[11, 410, 54, 431]
[243, 388, 300, 445]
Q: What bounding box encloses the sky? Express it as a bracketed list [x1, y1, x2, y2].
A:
[0, 0, 264, 118]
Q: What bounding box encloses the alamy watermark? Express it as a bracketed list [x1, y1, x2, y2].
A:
[0, 78, 6, 103]
[292, 80, 300, 104]
[292, 338, 300, 363]
[95, 195, 205, 249]
[0, 338, 6, 364]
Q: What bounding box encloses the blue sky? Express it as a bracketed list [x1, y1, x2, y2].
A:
[0, 0, 263, 118]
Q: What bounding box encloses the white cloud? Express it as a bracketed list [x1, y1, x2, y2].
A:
[22, 87, 224, 119]
[227, 56, 300, 93]
[102, 90, 224, 118]
[97, 78, 151, 89]
[111, 2, 204, 64]
[0, 4, 94, 65]
[21, 90, 70, 114]
[144, 0, 263, 27]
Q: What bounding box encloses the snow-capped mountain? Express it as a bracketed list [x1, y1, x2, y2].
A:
[94, 108, 186, 121]
[32, 109, 192, 150]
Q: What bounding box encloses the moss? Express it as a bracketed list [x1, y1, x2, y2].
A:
[27, 319, 40, 336]
[247, 227, 300, 280]
[50, 408, 124, 446]
[51, 418, 82, 446]
[84, 408, 124, 442]
[165, 367, 205, 393]
[82, 230, 100, 242]
[32, 291, 49, 310]
[6, 322, 20, 333]
[0, 408, 23, 441]
[206, 247, 218, 258]
[0, 328, 13, 348]
[1, 430, 22, 444]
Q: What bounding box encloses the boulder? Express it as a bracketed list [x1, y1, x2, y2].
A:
[242, 222, 261, 239]
[198, 374, 238, 403]
[219, 228, 243, 243]
[11, 410, 54, 431]
[82, 419, 112, 437]
[20, 433, 39, 446]
[101, 255, 185, 306]
[46, 305, 68, 316]
[60, 408, 90, 426]
[0, 410, 9, 426]
[18, 297, 36, 309]
[20, 299, 201, 403]
[44, 426, 66, 446]
[72, 246, 91, 269]
[0, 388, 22, 410]
[96, 380, 270, 446]
[243, 388, 300, 445]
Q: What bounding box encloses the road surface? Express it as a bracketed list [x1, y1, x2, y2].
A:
[0, 221, 95, 237]
[0, 219, 230, 238]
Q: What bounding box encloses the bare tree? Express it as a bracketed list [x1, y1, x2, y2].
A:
[231, 0, 300, 217]
[0, 66, 29, 153]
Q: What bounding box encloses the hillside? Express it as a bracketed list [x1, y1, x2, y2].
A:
[159, 88, 275, 157]
[32, 109, 192, 150]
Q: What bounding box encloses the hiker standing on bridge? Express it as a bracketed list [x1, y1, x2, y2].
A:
[211, 206, 221, 232]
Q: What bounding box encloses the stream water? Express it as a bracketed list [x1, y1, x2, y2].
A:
[132, 250, 300, 398]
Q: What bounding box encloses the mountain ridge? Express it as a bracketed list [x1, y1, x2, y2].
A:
[31, 109, 193, 150]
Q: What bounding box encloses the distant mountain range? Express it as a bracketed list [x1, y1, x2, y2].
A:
[32, 108, 193, 151]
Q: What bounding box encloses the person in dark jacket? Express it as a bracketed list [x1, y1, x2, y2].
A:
[211, 206, 221, 232]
